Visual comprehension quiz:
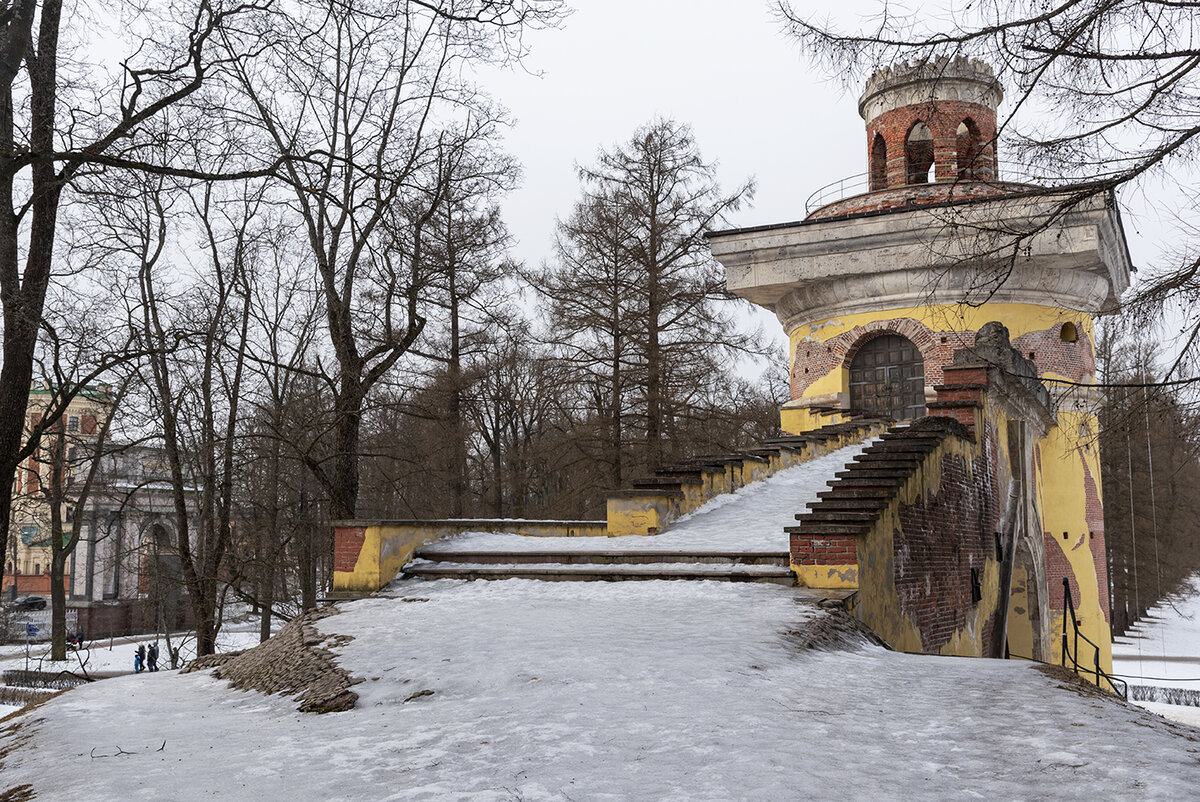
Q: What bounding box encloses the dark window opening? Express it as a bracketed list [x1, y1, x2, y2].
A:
[870, 133, 888, 191]
[905, 122, 935, 184]
[1060, 322, 1078, 343]
[956, 119, 983, 179]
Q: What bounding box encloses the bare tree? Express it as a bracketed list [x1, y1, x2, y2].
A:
[536, 119, 761, 474]
[0, 0, 272, 593]
[221, 0, 563, 520]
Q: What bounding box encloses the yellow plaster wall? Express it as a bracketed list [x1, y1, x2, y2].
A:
[792, 564, 858, 589]
[1007, 563, 1036, 661]
[331, 519, 608, 594]
[1035, 411, 1112, 674]
[783, 303, 1094, 434]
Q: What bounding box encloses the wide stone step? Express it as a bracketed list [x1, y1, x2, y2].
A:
[833, 468, 911, 480]
[414, 550, 790, 567]
[403, 561, 796, 585]
[785, 521, 873, 536]
[804, 497, 889, 511]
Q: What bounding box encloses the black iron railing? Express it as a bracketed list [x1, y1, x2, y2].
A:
[1061, 577, 1127, 699]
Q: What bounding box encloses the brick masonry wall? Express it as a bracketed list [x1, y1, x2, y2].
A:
[333, 527, 367, 573]
[792, 533, 857, 566]
[868, 100, 998, 188]
[893, 441, 1001, 653]
[791, 317, 972, 399]
[792, 320, 1093, 402]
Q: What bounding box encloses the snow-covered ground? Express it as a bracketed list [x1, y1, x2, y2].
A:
[2, 578, 1197, 801]
[0, 612, 279, 676]
[1113, 575, 1200, 689]
[1112, 575, 1200, 727]
[423, 440, 874, 555]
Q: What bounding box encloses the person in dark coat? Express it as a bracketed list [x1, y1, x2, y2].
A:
[147, 643, 159, 672]
[134, 645, 145, 673]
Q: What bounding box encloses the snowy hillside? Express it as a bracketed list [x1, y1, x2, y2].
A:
[3, 578, 1198, 800]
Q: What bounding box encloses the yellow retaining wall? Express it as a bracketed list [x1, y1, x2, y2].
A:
[331, 519, 607, 594]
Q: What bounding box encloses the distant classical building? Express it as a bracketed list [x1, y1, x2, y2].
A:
[6, 380, 111, 591]
[6, 382, 188, 636]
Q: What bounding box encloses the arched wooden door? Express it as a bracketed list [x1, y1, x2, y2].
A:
[848, 335, 926, 420]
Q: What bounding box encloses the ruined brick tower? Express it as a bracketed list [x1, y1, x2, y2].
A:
[708, 58, 1131, 675]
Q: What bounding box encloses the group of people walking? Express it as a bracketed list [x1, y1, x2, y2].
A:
[133, 642, 160, 673]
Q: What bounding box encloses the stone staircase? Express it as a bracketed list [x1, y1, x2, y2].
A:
[606, 417, 892, 536]
[787, 420, 964, 543]
[404, 550, 796, 585]
[401, 416, 890, 590]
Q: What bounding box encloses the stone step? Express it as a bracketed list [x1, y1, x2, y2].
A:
[795, 510, 879, 523]
[833, 468, 911, 480]
[844, 458, 923, 471]
[631, 476, 703, 489]
[853, 449, 933, 461]
[403, 561, 797, 586]
[785, 521, 873, 536]
[818, 482, 902, 495]
[414, 550, 790, 567]
[804, 497, 889, 511]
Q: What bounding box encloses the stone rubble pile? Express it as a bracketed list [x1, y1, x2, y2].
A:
[183, 606, 360, 713]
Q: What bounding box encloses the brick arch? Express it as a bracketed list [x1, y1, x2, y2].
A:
[789, 317, 968, 400]
[840, 319, 940, 369]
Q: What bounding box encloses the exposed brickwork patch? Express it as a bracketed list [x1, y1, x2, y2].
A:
[791, 318, 972, 399]
[333, 526, 367, 573]
[1012, 324, 1095, 384]
[893, 446, 1000, 653]
[792, 534, 857, 566]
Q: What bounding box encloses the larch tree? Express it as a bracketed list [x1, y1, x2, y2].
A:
[537, 118, 760, 475]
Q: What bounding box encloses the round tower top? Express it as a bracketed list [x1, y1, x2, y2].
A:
[859, 57, 1003, 124]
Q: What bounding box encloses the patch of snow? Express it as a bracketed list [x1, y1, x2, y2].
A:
[1, 578, 1197, 800]
[1113, 574, 1200, 689]
[421, 439, 875, 555]
[1132, 699, 1200, 728]
[0, 627, 273, 676]
[406, 560, 787, 574]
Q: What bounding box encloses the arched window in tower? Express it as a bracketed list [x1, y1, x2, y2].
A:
[870, 133, 887, 191]
[849, 334, 926, 421]
[956, 119, 982, 179]
[905, 122, 935, 184]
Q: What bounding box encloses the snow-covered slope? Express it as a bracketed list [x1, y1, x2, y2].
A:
[3, 578, 1197, 801]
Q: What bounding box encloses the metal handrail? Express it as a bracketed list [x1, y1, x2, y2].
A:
[1061, 577, 1128, 699]
[802, 167, 1061, 216]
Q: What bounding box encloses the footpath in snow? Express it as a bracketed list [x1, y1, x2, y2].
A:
[3, 578, 1199, 801]
[422, 439, 876, 555]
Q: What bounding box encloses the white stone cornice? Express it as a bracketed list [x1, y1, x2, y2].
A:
[709, 191, 1132, 330]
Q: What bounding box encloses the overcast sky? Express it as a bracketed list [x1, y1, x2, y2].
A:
[485, 1, 866, 272]
[477, 0, 1173, 349]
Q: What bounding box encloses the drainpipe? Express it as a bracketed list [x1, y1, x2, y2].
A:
[994, 479, 1022, 659]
